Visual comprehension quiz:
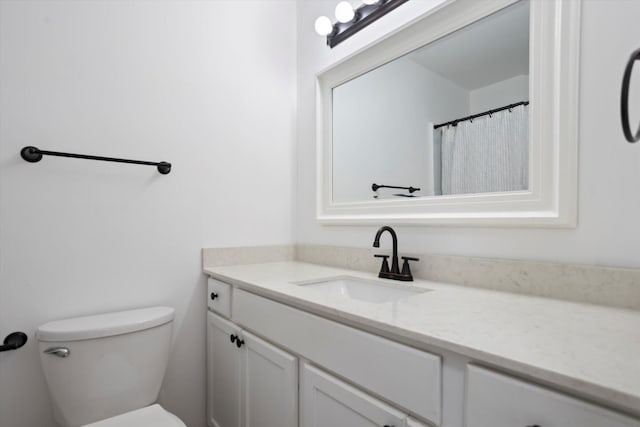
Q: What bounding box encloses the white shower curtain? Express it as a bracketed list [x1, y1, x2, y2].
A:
[440, 104, 529, 195]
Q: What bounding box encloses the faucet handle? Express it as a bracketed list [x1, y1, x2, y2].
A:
[374, 254, 390, 274]
[400, 256, 420, 281]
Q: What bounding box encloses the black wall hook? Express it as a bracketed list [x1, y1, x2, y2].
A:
[0, 332, 28, 352]
[621, 48, 640, 143]
[20, 146, 171, 174]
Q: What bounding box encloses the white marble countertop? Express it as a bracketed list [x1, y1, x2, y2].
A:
[203, 261, 640, 415]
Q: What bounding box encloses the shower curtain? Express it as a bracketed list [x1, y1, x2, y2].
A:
[440, 104, 529, 195]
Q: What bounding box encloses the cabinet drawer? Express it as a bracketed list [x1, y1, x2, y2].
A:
[207, 277, 232, 318]
[466, 365, 640, 427]
[233, 289, 442, 425]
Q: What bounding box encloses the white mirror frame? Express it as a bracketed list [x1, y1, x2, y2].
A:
[316, 0, 579, 227]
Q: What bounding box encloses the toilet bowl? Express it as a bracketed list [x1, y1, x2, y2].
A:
[36, 306, 186, 427]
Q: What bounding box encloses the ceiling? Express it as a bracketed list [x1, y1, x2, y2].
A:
[407, 0, 529, 90]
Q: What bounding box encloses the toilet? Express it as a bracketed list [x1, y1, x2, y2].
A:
[36, 306, 185, 427]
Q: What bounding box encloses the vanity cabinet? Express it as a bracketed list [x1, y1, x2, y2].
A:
[206, 275, 640, 427]
[465, 365, 640, 427]
[206, 312, 298, 427]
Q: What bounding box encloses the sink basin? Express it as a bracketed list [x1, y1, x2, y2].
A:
[295, 276, 429, 304]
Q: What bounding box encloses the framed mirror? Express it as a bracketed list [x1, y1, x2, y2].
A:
[316, 0, 579, 226]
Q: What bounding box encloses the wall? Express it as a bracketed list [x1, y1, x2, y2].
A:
[333, 57, 468, 201]
[0, 2, 295, 427]
[469, 74, 529, 114]
[295, 0, 640, 269]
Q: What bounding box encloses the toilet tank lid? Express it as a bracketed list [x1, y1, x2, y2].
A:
[36, 306, 175, 342]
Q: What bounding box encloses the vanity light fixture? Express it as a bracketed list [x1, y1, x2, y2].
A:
[314, 0, 409, 48]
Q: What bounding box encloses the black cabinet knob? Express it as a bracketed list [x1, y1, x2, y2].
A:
[229, 334, 245, 348]
[210, 292, 218, 300]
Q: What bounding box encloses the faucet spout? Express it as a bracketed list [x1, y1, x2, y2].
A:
[373, 226, 399, 274]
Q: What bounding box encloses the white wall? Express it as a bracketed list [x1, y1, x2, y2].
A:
[333, 57, 468, 201]
[0, 2, 296, 427]
[295, 0, 640, 269]
[469, 74, 529, 114]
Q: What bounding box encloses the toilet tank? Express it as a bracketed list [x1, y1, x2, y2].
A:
[36, 307, 175, 427]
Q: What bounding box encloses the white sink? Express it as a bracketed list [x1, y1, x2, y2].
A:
[295, 276, 429, 304]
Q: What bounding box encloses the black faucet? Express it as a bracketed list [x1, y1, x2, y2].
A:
[372, 226, 419, 281]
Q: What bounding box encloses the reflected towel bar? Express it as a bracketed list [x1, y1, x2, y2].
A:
[20, 146, 171, 174]
[372, 183, 420, 193]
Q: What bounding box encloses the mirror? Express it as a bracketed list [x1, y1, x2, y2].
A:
[317, 0, 579, 226]
[333, 0, 529, 202]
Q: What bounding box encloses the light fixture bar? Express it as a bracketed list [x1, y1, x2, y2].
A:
[327, 0, 409, 48]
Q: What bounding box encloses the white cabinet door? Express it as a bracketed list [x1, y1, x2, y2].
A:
[243, 330, 298, 427]
[301, 362, 406, 427]
[407, 418, 428, 427]
[207, 312, 243, 427]
[466, 365, 640, 427]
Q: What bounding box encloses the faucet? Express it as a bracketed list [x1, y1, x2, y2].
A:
[372, 226, 419, 281]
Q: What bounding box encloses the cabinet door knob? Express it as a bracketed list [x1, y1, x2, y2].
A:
[229, 334, 244, 348]
[210, 292, 218, 300]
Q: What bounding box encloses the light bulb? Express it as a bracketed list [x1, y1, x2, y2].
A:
[314, 16, 333, 36]
[335, 1, 355, 23]
[362, 0, 379, 4]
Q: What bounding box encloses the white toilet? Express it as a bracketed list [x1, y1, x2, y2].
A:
[36, 306, 186, 427]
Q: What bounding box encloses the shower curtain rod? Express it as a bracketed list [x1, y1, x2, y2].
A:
[433, 101, 529, 130]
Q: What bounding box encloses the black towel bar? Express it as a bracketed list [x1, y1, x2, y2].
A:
[20, 146, 171, 174]
[0, 332, 27, 352]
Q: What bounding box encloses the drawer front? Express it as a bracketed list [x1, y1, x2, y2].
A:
[207, 277, 232, 318]
[466, 365, 640, 427]
[233, 289, 442, 425]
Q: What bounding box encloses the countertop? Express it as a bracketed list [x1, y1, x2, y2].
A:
[203, 261, 640, 415]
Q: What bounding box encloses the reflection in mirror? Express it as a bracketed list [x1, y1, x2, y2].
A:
[332, 0, 529, 203]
